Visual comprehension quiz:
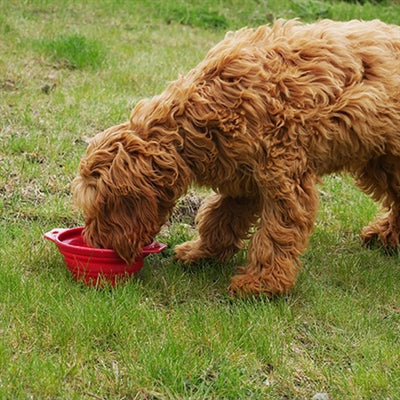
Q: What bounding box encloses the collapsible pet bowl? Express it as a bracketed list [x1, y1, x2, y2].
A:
[44, 227, 166, 286]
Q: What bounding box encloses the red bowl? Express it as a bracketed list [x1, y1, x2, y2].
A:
[44, 227, 166, 286]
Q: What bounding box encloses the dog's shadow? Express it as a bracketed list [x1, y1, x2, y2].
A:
[138, 245, 244, 304]
[140, 208, 400, 303]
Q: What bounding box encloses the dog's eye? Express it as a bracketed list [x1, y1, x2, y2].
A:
[91, 171, 100, 179]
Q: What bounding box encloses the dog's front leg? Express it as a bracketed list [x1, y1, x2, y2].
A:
[229, 172, 319, 297]
[175, 193, 260, 263]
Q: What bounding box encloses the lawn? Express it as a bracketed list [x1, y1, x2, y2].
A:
[1, 0, 400, 399]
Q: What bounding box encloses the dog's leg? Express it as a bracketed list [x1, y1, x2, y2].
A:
[357, 155, 400, 249]
[175, 193, 260, 263]
[229, 172, 319, 297]
[361, 211, 400, 250]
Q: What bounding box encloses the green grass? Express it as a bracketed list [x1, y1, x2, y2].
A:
[36, 34, 106, 70]
[1, 0, 400, 399]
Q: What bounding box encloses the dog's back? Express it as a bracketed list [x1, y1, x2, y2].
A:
[184, 19, 400, 175]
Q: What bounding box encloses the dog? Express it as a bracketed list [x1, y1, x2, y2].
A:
[72, 19, 400, 297]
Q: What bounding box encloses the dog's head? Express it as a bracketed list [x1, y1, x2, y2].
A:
[72, 124, 178, 264]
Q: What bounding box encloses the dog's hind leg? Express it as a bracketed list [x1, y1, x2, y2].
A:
[229, 172, 319, 297]
[357, 155, 400, 250]
[175, 193, 260, 263]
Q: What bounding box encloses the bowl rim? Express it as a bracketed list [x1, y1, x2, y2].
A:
[44, 227, 167, 257]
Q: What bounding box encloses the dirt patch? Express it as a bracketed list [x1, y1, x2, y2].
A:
[171, 191, 206, 225]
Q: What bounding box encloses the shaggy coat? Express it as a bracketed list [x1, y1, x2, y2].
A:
[73, 19, 400, 296]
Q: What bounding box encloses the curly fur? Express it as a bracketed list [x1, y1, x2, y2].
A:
[73, 19, 400, 296]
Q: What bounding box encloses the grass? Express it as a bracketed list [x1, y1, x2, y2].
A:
[36, 34, 106, 70]
[1, 0, 400, 398]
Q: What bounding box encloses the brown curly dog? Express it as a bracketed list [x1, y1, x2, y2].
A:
[73, 19, 400, 297]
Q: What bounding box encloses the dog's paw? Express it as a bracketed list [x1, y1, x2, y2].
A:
[361, 214, 400, 251]
[174, 239, 204, 264]
[229, 272, 274, 298]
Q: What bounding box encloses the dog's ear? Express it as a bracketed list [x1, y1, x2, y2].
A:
[109, 142, 149, 195]
[82, 143, 161, 265]
[100, 192, 159, 265]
